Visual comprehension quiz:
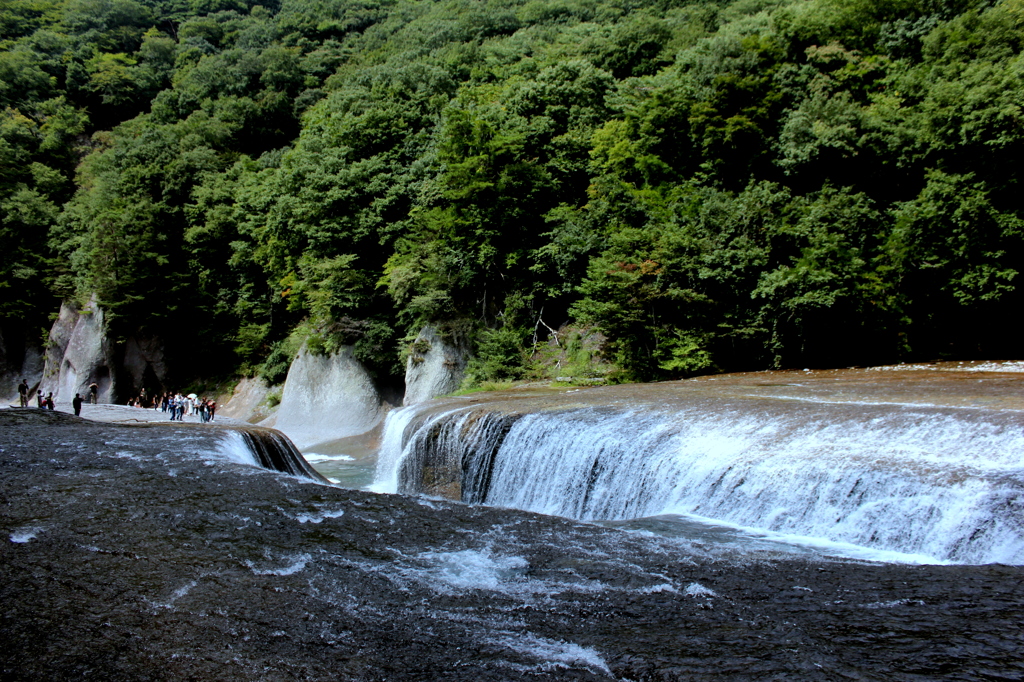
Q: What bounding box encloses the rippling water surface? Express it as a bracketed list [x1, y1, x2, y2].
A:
[369, 367, 1024, 565]
[4, 404, 1024, 680]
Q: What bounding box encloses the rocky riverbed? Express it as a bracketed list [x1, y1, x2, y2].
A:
[2, 408, 1023, 680]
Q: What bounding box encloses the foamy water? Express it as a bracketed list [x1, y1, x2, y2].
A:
[9, 526, 42, 543]
[371, 406, 458, 493]
[376, 390, 1024, 565]
[304, 453, 356, 463]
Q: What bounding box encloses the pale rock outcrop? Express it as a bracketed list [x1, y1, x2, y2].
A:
[41, 301, 80, 381]
[38, 297, 169, 404]
[40, 297, 115, 404]
[403, 326, 469, 405]
[219, 376, 273, 423]
[260, 344, 389, 449]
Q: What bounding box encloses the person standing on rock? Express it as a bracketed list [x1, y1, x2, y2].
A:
[36, 390, 43, 408]
[45, 392, 55, 410]
[72, 393, 83, 417]
[89, 382, 98, 404]
[18, 379, 28, 407]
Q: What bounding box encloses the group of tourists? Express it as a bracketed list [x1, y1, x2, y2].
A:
[15, 378, 217, 423]
[36, 390, 54, 410]
[17, 379, 96, 416]
[17, 379, 54, 411]
[122, 390, 217, 422]
[156, 392, 217, 423]
[124, 390, 216, 422]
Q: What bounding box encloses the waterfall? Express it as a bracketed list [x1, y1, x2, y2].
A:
[222, 427, 329, 483]
[370, 404, 427, 493]
[376, 397, 1024, 564]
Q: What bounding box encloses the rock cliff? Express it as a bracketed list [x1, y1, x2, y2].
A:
[39, 297, 115, 403]
[23, 299, 446, 443]
[259, 344, 394, 449]
[218, 376, 273, 422]
[403, 325, 468, 405]
[38, 296, 167, 404]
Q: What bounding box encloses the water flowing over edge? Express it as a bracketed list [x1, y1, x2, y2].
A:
[374, 399, 1024, 565]
[220, 427, 329, 483]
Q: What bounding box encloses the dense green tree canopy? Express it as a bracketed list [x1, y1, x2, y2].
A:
[2, 0, 1022, 384]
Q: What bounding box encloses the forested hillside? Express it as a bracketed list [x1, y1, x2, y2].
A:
[2, 0, 1022, 386]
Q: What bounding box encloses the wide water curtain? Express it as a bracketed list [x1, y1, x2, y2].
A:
[379, 400, 1024, 564]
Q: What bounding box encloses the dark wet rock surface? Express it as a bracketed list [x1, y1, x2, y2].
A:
[3, 409, 1024, 681]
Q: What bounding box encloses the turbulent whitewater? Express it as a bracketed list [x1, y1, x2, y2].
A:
[7, 407, 1023, 680]
[375, 369, 1024, 565]
[221, 426, 330, 482]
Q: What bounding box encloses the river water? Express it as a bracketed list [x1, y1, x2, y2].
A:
[356, 366, 1024, 565]
[4, 385, 1024, 680]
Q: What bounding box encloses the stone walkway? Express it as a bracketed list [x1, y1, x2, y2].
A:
[1, 402, 249, 426]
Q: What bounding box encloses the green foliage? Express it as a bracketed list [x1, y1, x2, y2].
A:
[655, 329, 712, 375]
[85, 51, 140, 105]
[459, 292, 536, 386]
[449, 379, 513, 396]
[4, 0, 1024, 388]
[752, 185, 887, 366]
[531, 326, 612, 382]
[463, 324, 532, 384]
[259, 329, 304, 385]
[233, 321, 269, 371]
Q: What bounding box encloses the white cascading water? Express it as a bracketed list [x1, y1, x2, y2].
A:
[371, 404, 455, 494]
[375, 398, 1024, 565]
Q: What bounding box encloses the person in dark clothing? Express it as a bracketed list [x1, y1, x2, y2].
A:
[45, 392, 54, 410]
[18, 379, 29, 407]
[72, 393, 83, 416]
[36, 391, 43, 408]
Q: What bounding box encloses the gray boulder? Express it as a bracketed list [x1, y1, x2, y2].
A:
[403, 326, 469, 405]
[219, 376, 273, 423]
[40, 297, 114, 404]
[38, 296, 167, 404]
[260, 344, 390, 450]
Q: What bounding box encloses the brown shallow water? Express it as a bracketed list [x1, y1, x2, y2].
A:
[444, 364, 1024, 413]
[292, 364, 1024, 489]
[3, 409, 1024, 680]
[374, 366, 1024, 565]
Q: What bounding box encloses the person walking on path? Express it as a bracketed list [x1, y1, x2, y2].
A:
[72, 393, 83, 416]
[18, 379, 28, 407]
[89, 382, 98, 404]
